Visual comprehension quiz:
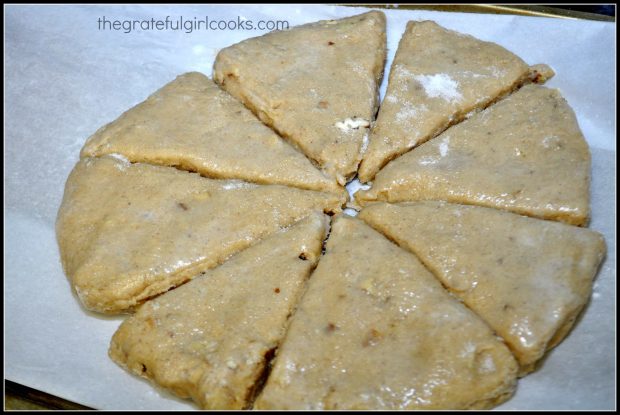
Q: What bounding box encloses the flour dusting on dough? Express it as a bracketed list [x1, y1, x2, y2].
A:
[385, 95, 398, 104]
[109, 153, 129, 163]
[418, 156, 439, 166]
[360, 132, 370, 154]
[413, 74, 463, 102]
[394, 65, 414, 79]
[479, 354, 496, 373]
[396, 102, 427, 122]
[221, 180, 257, 190]
[335, 117, 370, 132]
[542, 135, 562, 150]
[349, 62, 365, 75]
[490, 66, 508, 78]
[109, 153, 130, 170]
[439, 137, 450, 157]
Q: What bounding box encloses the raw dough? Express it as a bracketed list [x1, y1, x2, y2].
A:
[255, 215, 518, 410]
[109, 214, 327, 409]
[213, 11, 387, 185]
[356, 85, 591, 226]
[358, 20, 552, 182]
[56, 156, 344, 314]
[81, 72, 341, 194]
[359, 201, 606, 374]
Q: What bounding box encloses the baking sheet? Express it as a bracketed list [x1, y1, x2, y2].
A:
[5, 4, 616, 410]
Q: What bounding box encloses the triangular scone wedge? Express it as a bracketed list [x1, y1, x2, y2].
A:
[213, 11, 387, 185]
[255, 215, 518, 410]
[356, 85, 591, 226]
[359, 202, 606, 375]
[81, 72, 340, 194]
[358, 20, 553, 182]
[109, 213, 328, 409]
[56, 156, 345, 314]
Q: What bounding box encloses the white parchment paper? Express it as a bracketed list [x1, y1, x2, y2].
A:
[5, 5, 616, 410]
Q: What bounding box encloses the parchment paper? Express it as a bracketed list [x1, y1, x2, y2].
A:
[5, 4, 616, 410]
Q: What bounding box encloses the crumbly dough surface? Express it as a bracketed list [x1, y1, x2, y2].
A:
[358, 20, 548, 182]
[110, 214, 327, 409]
[255, 215, 518, 410]
[360, 201, 606, 373]
[56, 156, 344, 313]
[356, 85, 591, 226]
[214, 11, 387, 185]
[81, 72, 340, 193]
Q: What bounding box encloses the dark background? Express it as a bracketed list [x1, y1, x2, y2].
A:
[550, 5, 615, 16]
